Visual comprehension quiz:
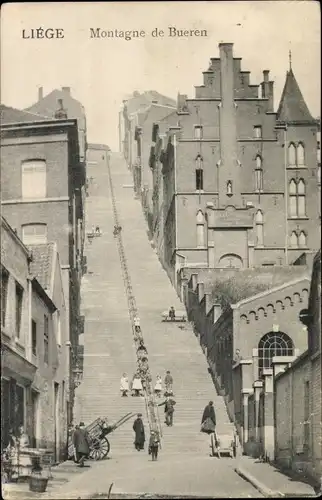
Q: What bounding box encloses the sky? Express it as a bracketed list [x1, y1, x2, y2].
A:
[1, 1, 320, 151]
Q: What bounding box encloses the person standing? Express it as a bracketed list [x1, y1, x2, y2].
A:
[134, 315, 141, 333]
[148, 430, 160, 461]
[133, 414, 145, 451]
[158, 396, 176, 427]
[131, 372, 144, 396]
[120, 373, 129, 397]
[72, 422, 90, 467]
[164, 370, 173, 395]
[154, 375, 163, 397]
[169, 306, 176, 321]
[201, 401, 217, 434]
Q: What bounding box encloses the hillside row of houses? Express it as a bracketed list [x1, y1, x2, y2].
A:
[119, 43, 321, 485]
[0, 87, 108, 461]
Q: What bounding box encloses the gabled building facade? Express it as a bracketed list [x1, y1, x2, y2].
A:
[153, 43, 320, 284]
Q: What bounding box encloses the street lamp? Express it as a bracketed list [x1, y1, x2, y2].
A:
[275, 122, 288, 265]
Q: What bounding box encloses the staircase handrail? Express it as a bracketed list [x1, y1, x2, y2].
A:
[107, 159, 159, 444]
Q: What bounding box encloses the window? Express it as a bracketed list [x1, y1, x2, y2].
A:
[297, 143, 305, 166]
[194, 126, 203, 140]
[15, 282, 23, 338]
[255, 210, 264, 246]
[255, 156, 263, 191]
[318, 165, 321, 185]
[1, 266, 9, 328]
[317, 141, 321, 165]
[299, 231, 307, 247]
[22, 160, 46, 199]
[195, 159, 203, 191]
[297, 179, 306, 216]
[290, 231, 298, 247]
[227, 180, 233, 196]
[44, 315, 49, 364]
[54, 310, 61, 346]
[288, 143, 296, 166]
[254, 126, 262, 139]
[22, 224, 47, 245]
[258, 332, 294, 377]
[32, 320, 37, 356]
[289, 179, 306, 217]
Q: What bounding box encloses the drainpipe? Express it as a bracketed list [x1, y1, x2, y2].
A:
[27, 278, 32, 363]
[174, 134, 178, 289]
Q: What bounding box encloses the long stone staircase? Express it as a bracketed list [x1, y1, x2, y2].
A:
[74, 159, 145, 454]
[108, 153, 233, 455]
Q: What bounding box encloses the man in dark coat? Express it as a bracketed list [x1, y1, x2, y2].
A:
[201, 401, 216, 433]
[72, 422, 90, 467]
[158, 396, 176, 426]
[133, 414, 145, 451]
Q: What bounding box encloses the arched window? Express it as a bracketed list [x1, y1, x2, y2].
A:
[255, 156, 263, 191]
[195, 155, 203, 190]
[22, 160, 47, 199]
[258, 332, 294, 377]
[289, 179, 306, 217]
[255, 210, 264, 246]
[297, 143, 305, 166]
[297, 179, 306, 216]
[290, 231, 298, 247]
[227, 180, 233, 196]
[22, 223, 47, 245]
[196, 210, 205, 248]
[298, 231, 307, 247]
[219, 253, 243, 269]
[288, 144, 296, 166]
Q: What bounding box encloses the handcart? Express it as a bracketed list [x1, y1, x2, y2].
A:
[68, 412, 134, 461]
[210, 426, 237, 458]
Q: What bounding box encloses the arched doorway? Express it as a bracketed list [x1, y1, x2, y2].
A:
[258, 332, 294, 377]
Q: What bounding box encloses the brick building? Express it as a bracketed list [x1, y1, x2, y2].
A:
[274, 249, 321, 485]
[1, 112, 86, 424]
[151, 43, 320, 284]
[120, 91, 176, 226]
[1, 217, 69, 461]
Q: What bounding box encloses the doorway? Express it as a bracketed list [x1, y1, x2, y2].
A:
[30, 390, 39, 448]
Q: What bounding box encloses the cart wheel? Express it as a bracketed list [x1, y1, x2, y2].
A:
[89, 436, 110, 461]
[99, 437, 110, 459]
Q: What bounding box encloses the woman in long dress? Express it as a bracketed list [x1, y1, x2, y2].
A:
[154, 375, 163, 397]
[131, 373, 143, 397]
[120, 373, 129, 397]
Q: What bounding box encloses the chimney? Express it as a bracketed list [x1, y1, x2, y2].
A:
[38, 86, 43, 101]
[62, 86, 71, 96]
[263, 70, 269, 83]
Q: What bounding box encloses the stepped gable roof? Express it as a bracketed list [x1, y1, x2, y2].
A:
[277, 69, 314, 123]
[0, 104, 48, 124]
[26, 89, 85, 121]
[28, 243, 55, 291]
